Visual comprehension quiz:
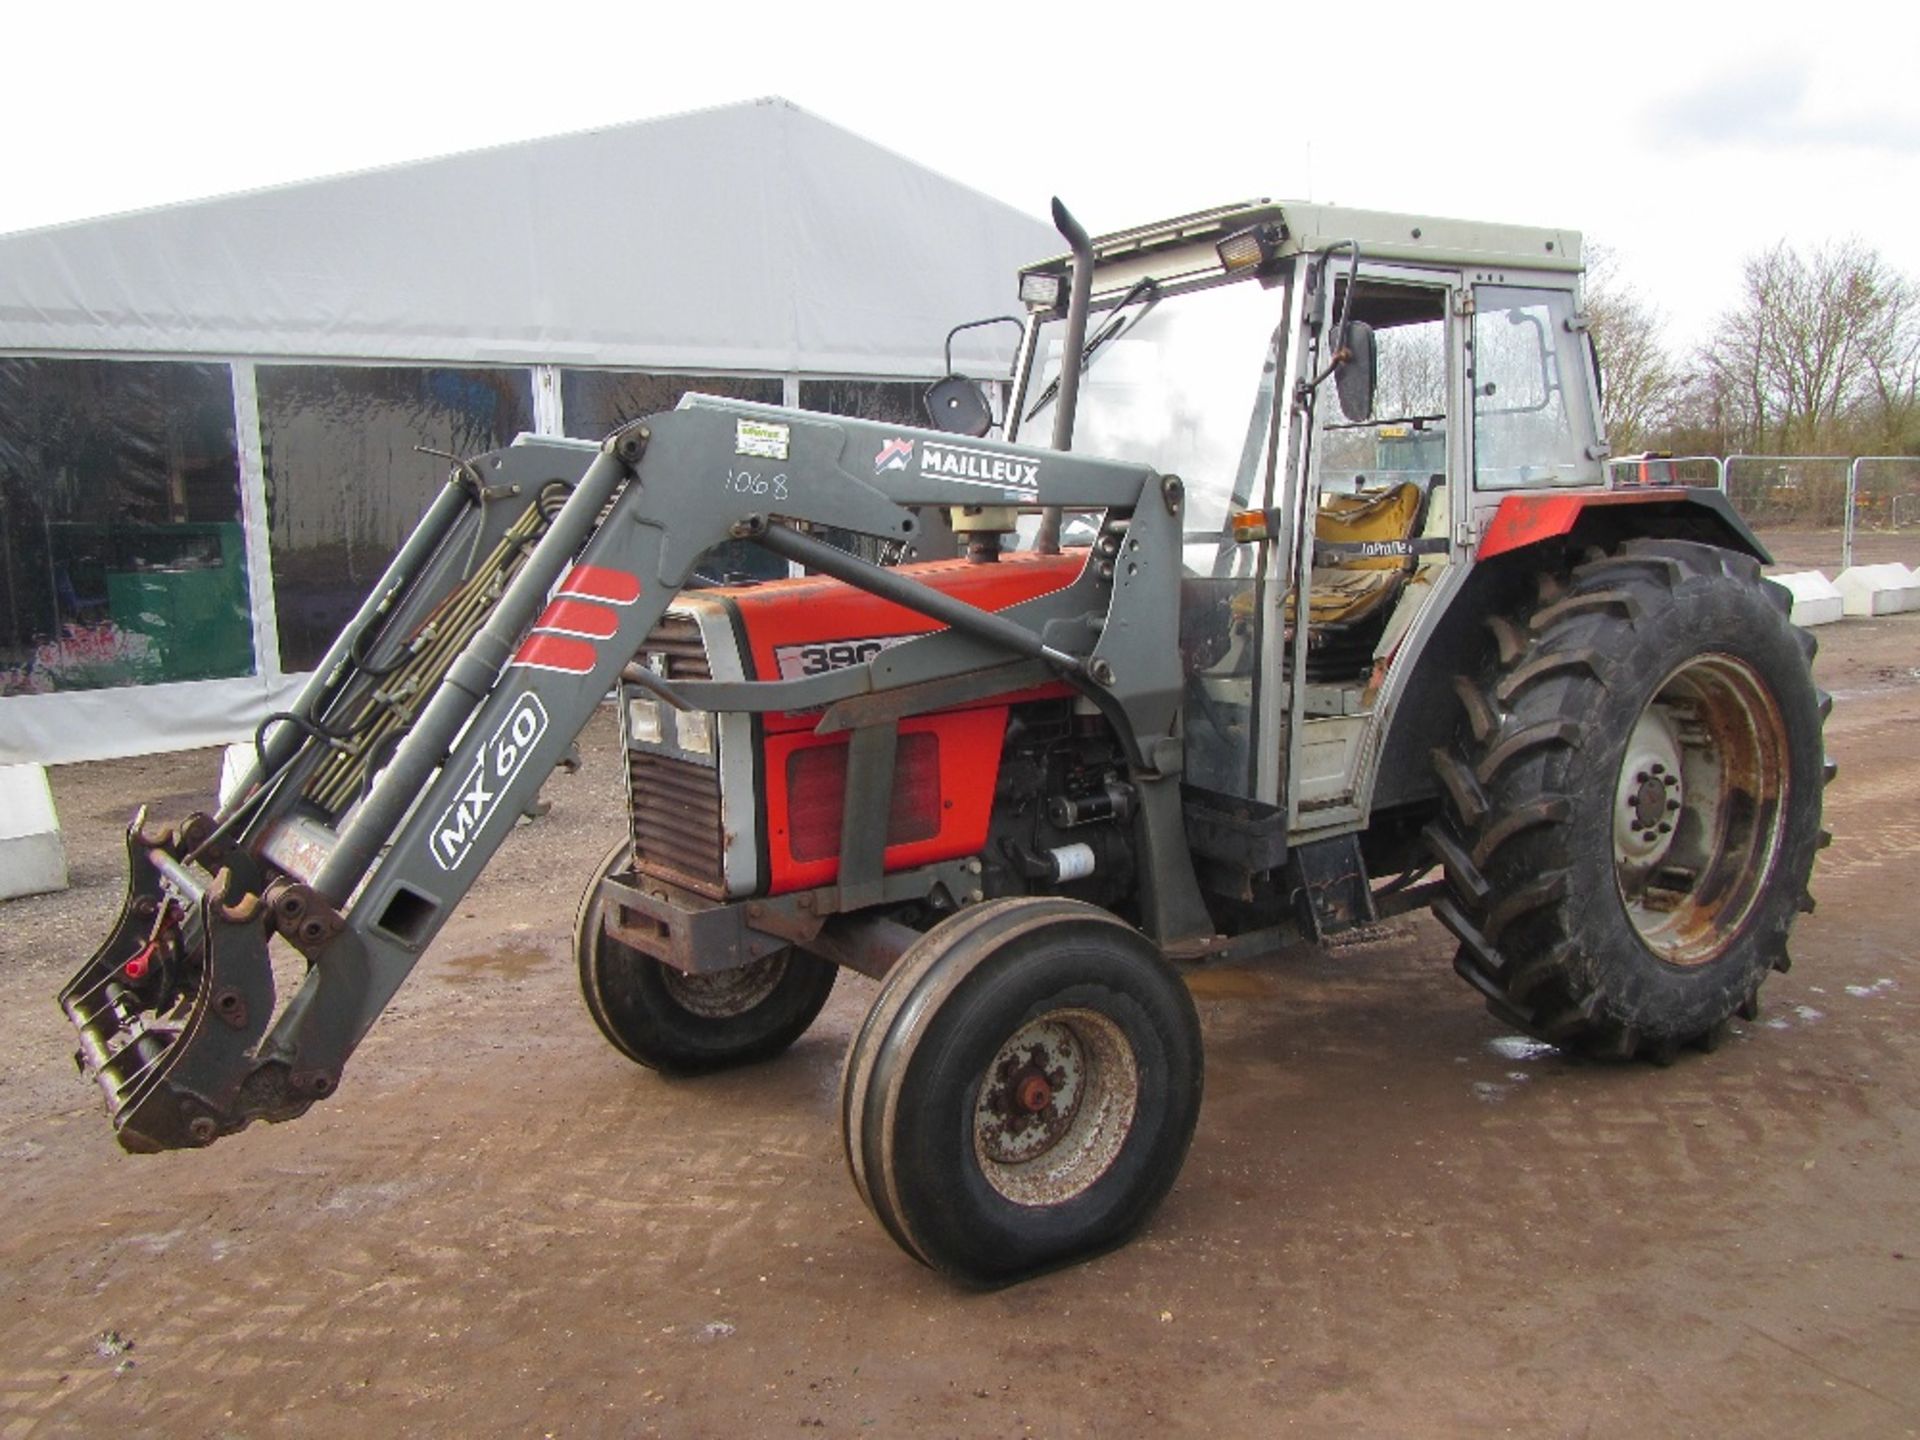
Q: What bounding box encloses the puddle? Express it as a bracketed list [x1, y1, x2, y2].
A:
[1488, 1035, 1555, 1062]
[442, 943, 549, 982]
[1846, 978, 1897, 999]
[1184, 967, 1277, 1001]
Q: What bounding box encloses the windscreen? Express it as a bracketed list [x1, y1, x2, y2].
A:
[1018, 274, 1291, 801]
[1018, 278, 1287, 563]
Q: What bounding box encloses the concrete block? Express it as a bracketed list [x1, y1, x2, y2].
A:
[1770, 571, 1844, 627]
[1836, 562, 1920, 617]
[0, 763, 69, 899]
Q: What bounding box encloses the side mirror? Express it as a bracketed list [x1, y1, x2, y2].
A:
[1335, 320, 1376, 422]
[924, 375, 995, 437]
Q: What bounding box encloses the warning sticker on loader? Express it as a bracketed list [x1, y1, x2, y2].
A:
[735, 419, 790, 461]
[428, 692, 550, 872]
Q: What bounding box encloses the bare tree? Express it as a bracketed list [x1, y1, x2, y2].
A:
[1700, 238, 1918, 453]
[1372, 319, 1447, 419]
[1584, 244, 1679, 453]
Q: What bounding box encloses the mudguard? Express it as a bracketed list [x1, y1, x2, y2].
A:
[1476, 488, 1770, 564]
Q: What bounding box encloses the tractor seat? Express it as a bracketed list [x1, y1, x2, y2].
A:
[1286, 479, 1436, 680]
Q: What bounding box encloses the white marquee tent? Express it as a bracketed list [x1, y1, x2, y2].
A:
[0, 98, 1056, 763]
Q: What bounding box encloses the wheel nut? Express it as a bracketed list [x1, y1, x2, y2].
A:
[1657, 822, 1672, 834]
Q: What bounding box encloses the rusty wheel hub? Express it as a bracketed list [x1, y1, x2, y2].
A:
[973, 1009, 1139, 1207]
[660, 951, 788, 1018]
[1015, 1070, 1054, 1114]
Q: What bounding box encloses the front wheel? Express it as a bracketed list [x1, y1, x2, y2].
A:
[1428, 539, 1830, 1060]
[575, 840, 837, 1073]
[840, 898, 1203, 1285]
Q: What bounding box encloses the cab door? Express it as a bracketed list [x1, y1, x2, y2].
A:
[1266, 260, 1467, 827]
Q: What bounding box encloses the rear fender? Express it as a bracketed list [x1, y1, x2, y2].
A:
[1477, 487, 1769, 564]
[1368, 487, 1767, 815]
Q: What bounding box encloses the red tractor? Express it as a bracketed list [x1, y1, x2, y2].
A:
[63, 199, 1828, 1284]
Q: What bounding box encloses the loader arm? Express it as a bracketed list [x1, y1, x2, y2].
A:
[59, 397, 1209, 1153]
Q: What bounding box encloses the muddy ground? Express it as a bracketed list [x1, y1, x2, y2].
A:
[1758, 525, 1915, 574]
[3, 608, 1919, 1438]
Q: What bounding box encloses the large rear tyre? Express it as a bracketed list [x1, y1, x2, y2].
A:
[575, 840, 837, 1073]
[1427, 539, 1830, 1060]
[840, 897, 1203, 1285]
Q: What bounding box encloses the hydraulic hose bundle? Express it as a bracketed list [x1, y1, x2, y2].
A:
[301, 490, 559, 816]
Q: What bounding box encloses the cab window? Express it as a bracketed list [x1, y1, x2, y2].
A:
[1471, 286, 1601, 490]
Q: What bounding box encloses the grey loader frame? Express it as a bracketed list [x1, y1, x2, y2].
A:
[60, 396, 1211, 1153]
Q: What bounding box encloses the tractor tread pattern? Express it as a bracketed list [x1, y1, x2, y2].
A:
[1427, 539, 1829, 1061]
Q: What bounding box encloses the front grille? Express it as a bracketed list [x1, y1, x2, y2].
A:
[641, 614, 712, 682]
[627, 612, 728, 898]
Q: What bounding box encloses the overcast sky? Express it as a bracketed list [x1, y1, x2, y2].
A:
[5, 1, 1917, 350]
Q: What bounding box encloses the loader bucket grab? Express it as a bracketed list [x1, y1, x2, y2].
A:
[57, 817, 293, 1152]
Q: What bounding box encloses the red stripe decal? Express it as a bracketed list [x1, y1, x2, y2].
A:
[557, 565, 641, 605]
[510, 634, 597, 674]
[534, 598, 620, 639]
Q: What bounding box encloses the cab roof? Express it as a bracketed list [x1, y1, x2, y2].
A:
[1020, 200, 1582, 299]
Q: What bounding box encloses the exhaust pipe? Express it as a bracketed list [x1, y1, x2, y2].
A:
[1036, 198, 1096, 555]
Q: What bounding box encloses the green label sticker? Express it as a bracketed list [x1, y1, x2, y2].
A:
[736, 419, 790, 461]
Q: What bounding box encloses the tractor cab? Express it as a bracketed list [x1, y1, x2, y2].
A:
[1005, 201, 1602, 838]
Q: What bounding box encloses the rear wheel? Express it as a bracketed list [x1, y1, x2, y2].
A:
[840, 897, 1203, 1284]
[575, 840, 837, 1072]
[1427, 539, 1830, 1059]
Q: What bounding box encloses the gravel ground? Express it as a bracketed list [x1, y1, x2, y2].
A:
[1, 607, 1917, 1438]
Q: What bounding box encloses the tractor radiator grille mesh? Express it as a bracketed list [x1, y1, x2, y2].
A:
[627, 615, 728, 899]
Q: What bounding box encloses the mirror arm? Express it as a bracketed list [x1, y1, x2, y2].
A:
[1299, 240, 1363, 395]
[942, 315, 1025, 378]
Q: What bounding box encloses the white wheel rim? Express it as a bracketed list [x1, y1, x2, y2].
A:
[660, 952, 787, 1018]
[972, 1008, 1139, 1207]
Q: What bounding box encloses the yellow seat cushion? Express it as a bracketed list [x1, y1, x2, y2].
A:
[1313, 482, 1424, 570]
[1279, 481, 1426, 628]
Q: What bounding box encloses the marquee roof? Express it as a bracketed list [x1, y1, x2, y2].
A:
[0, 98, 1055, 376]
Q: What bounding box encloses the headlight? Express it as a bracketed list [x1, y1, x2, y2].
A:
[675, 709, 714, 757]
[627, 697, 663, 744]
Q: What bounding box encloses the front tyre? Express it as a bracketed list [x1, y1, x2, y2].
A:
[575, 841, 837, 1073]
[1427, 540, 1830, 1060]
[840, 898, 1203, 1285]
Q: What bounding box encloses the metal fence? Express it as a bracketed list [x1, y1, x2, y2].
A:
[1724, 454, 1853, 532]
[1603, 455, 1726, 490]
[1598, 453, 1920, 572]
[1845, 456, 1920, 568]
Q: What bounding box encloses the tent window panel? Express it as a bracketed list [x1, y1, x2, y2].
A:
[258, 365, 535, 673]
[562, 371, 782, 442]
[0, 357, 251, 696]
[797, 379, 929, 428]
